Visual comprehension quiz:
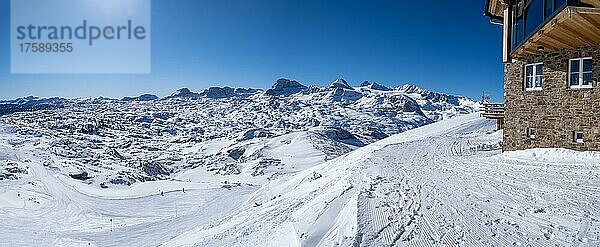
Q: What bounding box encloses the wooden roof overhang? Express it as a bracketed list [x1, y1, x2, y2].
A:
[485, 0, 506, 20]
[513, 6, 600, 57]
[581, 0, 600, 8]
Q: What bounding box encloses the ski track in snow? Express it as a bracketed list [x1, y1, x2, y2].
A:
[359, 121, 599, 247]
[1, 113, 600, 246]
[0, 142, 256, 247]
[161, 114, 600, 247]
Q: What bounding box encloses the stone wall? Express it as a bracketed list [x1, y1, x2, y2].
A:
[504, 46, 600, 151]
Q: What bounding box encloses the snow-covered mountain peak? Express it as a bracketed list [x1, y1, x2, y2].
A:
[397, 84, 425, 94]
[198, 87, 262, 99]
[0, 96, 41, 104]
[174, 87, 192, 95]
[265, 78, 307, 96]
[201, 87, 236, 98]
[328, 78, 353, 90]
[168, 88, 201, 99]
[0, 96, 66, 116]
[359, 81, 390, 91]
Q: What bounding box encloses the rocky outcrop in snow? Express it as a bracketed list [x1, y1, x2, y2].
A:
[167, 88, 202, 99]
[0, 96, 66, 116]
[199, 87, 262, 98]
[122, 94, 159, 102]
[265, 78, 308, 96]
[201, 87, 236, 99]
[360, 81, 390, 91]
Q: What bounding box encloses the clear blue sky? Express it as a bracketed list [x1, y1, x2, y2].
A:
[0, 0, 504, 101]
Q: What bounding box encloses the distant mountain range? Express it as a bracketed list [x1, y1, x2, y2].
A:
[0, 77, 479, 189]
[0, 78, 475, 118]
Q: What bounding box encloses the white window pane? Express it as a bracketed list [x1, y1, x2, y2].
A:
[526, 77, 533, 88]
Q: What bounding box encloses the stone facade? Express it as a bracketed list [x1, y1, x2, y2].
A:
[504, 46, 600, 151]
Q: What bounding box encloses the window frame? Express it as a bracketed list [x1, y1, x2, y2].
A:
[524, 62, 543, 91]
[527, 128, 536, 140]
[573, 131, 584, 144]
[568, 57, 593, 89]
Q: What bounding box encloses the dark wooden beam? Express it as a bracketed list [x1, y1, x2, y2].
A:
[573, 6, 600, 15]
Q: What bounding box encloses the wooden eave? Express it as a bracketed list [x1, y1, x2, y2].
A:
[512, 7, 600, 57]
[580, 0, 600, 8]
[486, 0, 506, 20]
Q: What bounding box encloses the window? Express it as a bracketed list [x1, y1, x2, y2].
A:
[555, 0, 566, 10]
[527, 128, 536, 139]
[573, 131, 584, 144]
[525, 0, 544, 36]
[525, 63, 543, 90]
[545, 0, 553, 19]
[513, 0, 525, 49]
[569, 58, 593, 88]
[512, 0, 567, 50]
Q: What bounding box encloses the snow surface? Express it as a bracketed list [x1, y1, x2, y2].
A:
[159, 114, 600, 247]
[0, 82, 598, 246]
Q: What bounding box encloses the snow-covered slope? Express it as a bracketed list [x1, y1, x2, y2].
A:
[0, 79, 520, 246]
[161, 114, 600, 247]
[1, 100, 599, 246]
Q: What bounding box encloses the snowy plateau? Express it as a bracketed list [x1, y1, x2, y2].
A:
[0, 78, 598, 246]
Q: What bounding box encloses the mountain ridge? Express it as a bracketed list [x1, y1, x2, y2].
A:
[0, 78, 476, 106]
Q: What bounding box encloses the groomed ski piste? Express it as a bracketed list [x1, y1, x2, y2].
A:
[1, 113, 599, 246]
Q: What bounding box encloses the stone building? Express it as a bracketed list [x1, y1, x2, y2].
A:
[485, 0, 600, 151]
